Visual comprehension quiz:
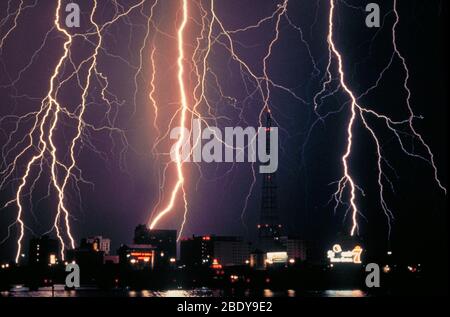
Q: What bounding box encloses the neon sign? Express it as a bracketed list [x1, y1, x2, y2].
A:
[211, 258, 222, 269]
[130, 252, 153, 257]
[266, 252, 288, 264]
[327, 244, 362, 264]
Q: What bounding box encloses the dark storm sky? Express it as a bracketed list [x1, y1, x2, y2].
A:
[0, 0, 447, 263]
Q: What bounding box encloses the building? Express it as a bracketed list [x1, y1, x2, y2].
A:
[86, 236, 111, 255]
[249, 249, 266, 270]
[281, 236, 307, 262]
[66, 238, 104, 269]
[266, 251, 289, 266]
[180, 235, 214, 266]
[257, 112, 284, 253]
[28, 235, 59, 266]
[180, 235, 251, 267]
[134, 225, 176, 263]
[212, 236, 251, 266]
[103, 255, 119, 264]
[117, 244, 156, 270]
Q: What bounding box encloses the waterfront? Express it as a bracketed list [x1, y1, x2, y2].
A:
[1, 286, 367, 297]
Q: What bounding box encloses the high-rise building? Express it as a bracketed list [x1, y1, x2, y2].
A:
[213, 236, 251, 266]
[180, 235, 251, 267]
[86, 236, 111, 255]
[28, 235, 59, 266]
[180, 235, 214, 266]
[66, 238, 105, 269]
[258, 111, 284, 252]
[118, 244, 156, 270]
[133, 225, 176, 262]
[281, 236, 308, 262]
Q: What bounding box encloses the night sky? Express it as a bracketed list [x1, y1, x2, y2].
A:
[0, 0, 447, 267]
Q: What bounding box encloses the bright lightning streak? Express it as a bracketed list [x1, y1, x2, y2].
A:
[1, 0, 134, 262]
[1, 0, 446, 255]
[327, 0, 359, 236]
[13, 0, 75, 262]
[149, 46, 160, 137]
[148, 0, 294, 234]
[54, 0, 105, 258]
[149, 0, 189, 239]
[326, 0, 446, 236]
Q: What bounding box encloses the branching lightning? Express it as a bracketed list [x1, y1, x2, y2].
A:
[0, 0, 136, 262]
[324, 0, 446, 236]
[105, 0, 448, 240]
[0, 0, 446, 260]
[149, 0, 189, 239]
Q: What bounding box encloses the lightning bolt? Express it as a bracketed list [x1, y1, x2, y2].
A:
[149, 0, 189, 239]
[327, 0, 360, 236]
[9, 0, 77, 262]
[0, 0, 136, 262]
[148, 0, 297, 236]
[0, 0, 25, 52]
[325, 0, 446, 236]
[1, 0, 446, 257]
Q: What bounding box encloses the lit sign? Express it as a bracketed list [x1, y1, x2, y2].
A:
[266, 252, 288, 264]
[327, 244, 362, 264]
[49, 254, 56, 265]
[130, 252, 153, 257]
[130, 252, 154, 261]
[211, 258, 222, 269]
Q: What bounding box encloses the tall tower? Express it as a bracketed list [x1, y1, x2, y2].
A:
[258, 111, 283, 252]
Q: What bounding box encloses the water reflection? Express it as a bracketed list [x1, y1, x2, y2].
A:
[263, 289, 274, 297]
[1, 285, 367, 297]
[287, 289, 296, 297]
[322, 290, 366, 297]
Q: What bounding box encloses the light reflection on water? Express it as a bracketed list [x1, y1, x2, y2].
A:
[1, 285, 368, 297]
[322, 290, 366, 297]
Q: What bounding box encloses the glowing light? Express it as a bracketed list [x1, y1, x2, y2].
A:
[211, 258, 222, 269]
[407, 266, 417, 273]
[49, 254, 56, 265]
[130, 252, 153, 257]
[327, 244, 363, 264]
[266, 251, 288, 264]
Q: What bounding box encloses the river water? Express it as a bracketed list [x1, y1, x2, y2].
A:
[1, 285, 367, 297]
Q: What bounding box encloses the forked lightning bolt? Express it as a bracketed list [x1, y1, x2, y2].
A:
[0, 0, 446, 257]
[0, 0, 135, 262]
[325, 0, 446, 236]
[146, 0, 445, 239]
[149, 0, 189, 239]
